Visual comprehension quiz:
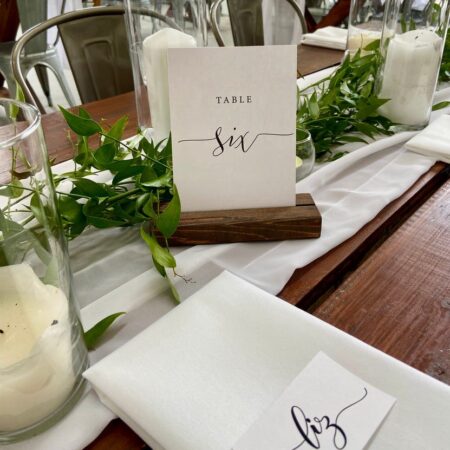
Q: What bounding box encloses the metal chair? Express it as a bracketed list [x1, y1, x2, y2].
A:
[210, 0, 307, 46]
[12, 6, 180, 112]
[0, 0, 76, 107]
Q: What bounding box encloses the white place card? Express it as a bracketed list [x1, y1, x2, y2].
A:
[168, 46, 297, 212]
[233, 352, 396, 450]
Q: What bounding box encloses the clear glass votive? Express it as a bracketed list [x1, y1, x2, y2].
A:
[0, 99, 88, 443]
[375, 0, 450, 130]
[296, 128, 315, 182]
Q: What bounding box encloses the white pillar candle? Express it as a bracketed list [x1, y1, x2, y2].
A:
[143, 28, 197, 143]
[379, 29, 442, 126]
[347, 27, 381, 55]
[0, 264, 75, 432]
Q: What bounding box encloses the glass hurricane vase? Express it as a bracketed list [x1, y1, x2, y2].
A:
[124, 0, 207, 142]
[0, 99, 88, 443]
[375, 0, 450, 130]
[347, 0, 385, 55]
[296, 128, 315, 182]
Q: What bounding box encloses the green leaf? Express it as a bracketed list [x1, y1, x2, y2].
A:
[30, 192, 46, 226]
[58, 195, 83, 222]
[9, 179, 24, 198]
[78, 107, 92, 120]
[166, 275, 181, 304]
[72, 178, 111, 198]
[104, 116, 128, 143]
[363, 39, 380, 52]
[86, 215, 124, 228]
[432, 101, 450, 111]
[83, 312, 126, 350]
[112, 165, 146, 185]
[93, 143, 116, 166]
[9, 83, 26, 120]
[143, 195, 157, 219]
[155, 185, 181, 238]
[140, 166, 158, 184]
[336, 135, 368, 144]
[140, 227, 176, 269]
[308, 92, 320, 119]
[59, 106, 102, 136]
[140, 171, 172, 188]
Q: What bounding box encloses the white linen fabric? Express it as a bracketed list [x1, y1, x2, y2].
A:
[5, 74, 450, 450]
[84, 272, 450, 450]
[405, 114, 450, 163]
[301, 26, 348, 50]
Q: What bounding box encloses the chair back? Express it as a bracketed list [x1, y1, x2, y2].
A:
[227, 0, 264, 46]
[59, 14, 133, 103]
[12, 6, 179, 107]
[16, 0, 48, 54]
[211, 0, 307, 46]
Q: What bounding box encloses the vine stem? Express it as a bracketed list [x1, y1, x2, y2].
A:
[99, 132, 171, 170]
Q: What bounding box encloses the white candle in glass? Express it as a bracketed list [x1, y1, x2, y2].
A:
[143, 28, 197, 143]
[347, 27, 381, 54]
[0, 264, 75, 432]
[378, 29, 442, 127]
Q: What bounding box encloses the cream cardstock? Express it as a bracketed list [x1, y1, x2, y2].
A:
[233, 352, 396, 450]
[168, 46, 297, 212]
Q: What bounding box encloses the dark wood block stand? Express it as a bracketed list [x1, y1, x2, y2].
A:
[167, 193, 322, 246]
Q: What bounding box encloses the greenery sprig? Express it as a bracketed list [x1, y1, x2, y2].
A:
[57, 107, 181, 303]
[297, 42, 394, 161]
[440, 32, 450, 82]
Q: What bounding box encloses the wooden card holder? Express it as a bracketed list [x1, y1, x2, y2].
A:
[166, 194, 321, 246]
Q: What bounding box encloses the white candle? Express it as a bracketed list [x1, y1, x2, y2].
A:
[347, 27, 381, 55]
[0, 264, 75, 432]
[143, 28, 197, 143]
[379, 29, 442, 126]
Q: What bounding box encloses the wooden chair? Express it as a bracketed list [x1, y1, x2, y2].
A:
[11, 6, 179, 112]
[210, 0, 307, 46]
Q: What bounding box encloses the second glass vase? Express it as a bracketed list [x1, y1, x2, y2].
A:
[375, 0, 450, 129]
[124, 0, 208, 141]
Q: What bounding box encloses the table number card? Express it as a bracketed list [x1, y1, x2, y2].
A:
[233, 352, 396, 450]
[168, 46, 297, 212]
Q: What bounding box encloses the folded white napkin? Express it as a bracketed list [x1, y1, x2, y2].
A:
[84, 271, 450, 450]
[405, 115, 450, 163]
[301, 26, 348, 50]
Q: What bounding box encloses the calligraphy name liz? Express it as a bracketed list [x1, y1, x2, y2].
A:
[290, 387, 368, 450]
[178, 127, 294, 157]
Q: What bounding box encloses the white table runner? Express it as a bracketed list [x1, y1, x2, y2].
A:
[6, 83, 450, 449]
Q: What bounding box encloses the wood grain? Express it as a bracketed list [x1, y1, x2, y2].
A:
[278, 162, 450, 309]
[84, 419, 150, 450]
[166, 194, 321, 245]
[312, 179, 450, 385]
[297, 44, 343, 77]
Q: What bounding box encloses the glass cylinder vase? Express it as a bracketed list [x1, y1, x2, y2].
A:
[347, 0, 385, 54]
[375, 0, 450, 130]
[0, 99, 88, 443]
[124, 0, 207, 142]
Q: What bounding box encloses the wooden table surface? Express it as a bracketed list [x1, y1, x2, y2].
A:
[2, 45, 449, 449]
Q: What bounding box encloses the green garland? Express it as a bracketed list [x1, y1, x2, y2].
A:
[297, 43, 394, 161]
[440, 32, 450, 82]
